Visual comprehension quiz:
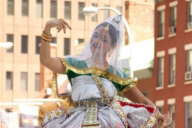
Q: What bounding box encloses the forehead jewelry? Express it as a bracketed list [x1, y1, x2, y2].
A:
[104, 24, 110, 31]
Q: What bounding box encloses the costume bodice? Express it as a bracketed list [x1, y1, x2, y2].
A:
[71, 75, 117, 101]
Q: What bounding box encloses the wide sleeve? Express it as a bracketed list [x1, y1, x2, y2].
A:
[59, 57, 74, 74]
[113, 71, 137, 97]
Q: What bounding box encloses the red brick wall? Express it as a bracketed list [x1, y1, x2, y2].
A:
[137, 78, 154, 101]
[153, 0, 192, 127]
[125, 1, 154, 43]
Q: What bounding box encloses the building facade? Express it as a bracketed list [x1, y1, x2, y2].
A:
[154, 0, 192, 128]
[124, 0, 155, 101]
[0, 0, 125, 112]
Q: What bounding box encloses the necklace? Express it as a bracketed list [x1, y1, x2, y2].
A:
[86, 58, 109, 70]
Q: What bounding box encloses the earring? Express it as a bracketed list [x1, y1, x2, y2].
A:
[108, 49, 113, 57]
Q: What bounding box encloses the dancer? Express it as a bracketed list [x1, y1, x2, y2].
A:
[40, 15, 172, 128]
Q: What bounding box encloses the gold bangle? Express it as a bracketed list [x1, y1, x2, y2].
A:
[41, 36, 51, 42]
[42, 31, 52, 39]
[42, 33, 52, 39]
[41, 34, 52, 40]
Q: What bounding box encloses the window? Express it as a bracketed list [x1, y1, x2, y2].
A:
[6, 34, 14, 53]
[35, 73, 40, 91]
[104, 5, 109, 20]
[116, 6, 122, 13]
[36, 36, 41, 54]
[186, 102, 192, 128]
[22, 0, 28, 16]
[50, 0, 57, 18]
[152, 10, 154, 28]
[36, 0, 43, 18]
[158, 57, 164, 87]
[169, 104, 175, 128]
[169, 54, 175, 84]
[187, 1, 192, 26]
[20, 72, 27, 91]
[158, 10, 165, 37]
[5, 108, 13, 112]
[186, 50, 192, 72]
[21, 35, 28, 53]
[6, 72, 13, 90]
[78, 2, 85, 20]
[170, 6, 177, 27]
[64, 38, 70, 56]
[142, 92, 147, 97]
[64, 1, 71, 19]
[51, 37, 57, 44]
[92, 4, 98, 22]
[157, 106, 163, 128]
[78, 39, 84, 44]
[7, 0, 14, 15]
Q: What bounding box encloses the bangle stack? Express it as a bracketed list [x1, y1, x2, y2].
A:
[41, 31, 52, 42]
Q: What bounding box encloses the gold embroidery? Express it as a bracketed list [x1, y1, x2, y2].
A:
[141, 109, 159, 127]
[60, 58, 136, 86]
[82, 101, 100, 127]
[40, 107, 67, 128]
[111, 101, 128, 128]
[117, 83, 137, 97]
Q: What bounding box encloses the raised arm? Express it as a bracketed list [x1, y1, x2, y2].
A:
[40, 19, 71, 74]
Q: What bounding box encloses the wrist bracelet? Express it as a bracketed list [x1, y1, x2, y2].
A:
[41, 31, 52, 42]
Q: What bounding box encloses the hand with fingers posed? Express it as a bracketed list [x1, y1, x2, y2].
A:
[158, 109, 173, 128]
[44, 19, 71, 35]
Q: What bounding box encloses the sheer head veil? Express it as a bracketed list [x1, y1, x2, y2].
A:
[65, 14, 126, 76]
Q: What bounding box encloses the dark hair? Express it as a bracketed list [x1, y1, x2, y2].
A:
[94, 22, 118, 45]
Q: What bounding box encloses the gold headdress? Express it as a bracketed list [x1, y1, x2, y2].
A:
[104, 24, 110, 31]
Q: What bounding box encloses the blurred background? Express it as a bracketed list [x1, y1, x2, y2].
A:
[0, 0, 192, 128]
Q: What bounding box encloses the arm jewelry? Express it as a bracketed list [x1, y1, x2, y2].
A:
[41, 31, 52, 42]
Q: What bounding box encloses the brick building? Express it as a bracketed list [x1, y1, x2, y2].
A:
[153, 0, 192, 128]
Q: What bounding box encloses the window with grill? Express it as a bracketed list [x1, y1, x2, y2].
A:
[78, 39, 84, 44]
[64, 1, 71, 19]
[22, 0, 28, 16]
[36, 36, 41, 54]
[36, 0, 43, 18]
[187, 2, 192, 23]
[21, 35, 28, 53]
[158, 57, 164, 87]
[78, 2, 85, 20]
[7, 0, 14, 15]
[186, 50, 192, 72]
[157, 106, 163, 128]
[169, 104, 175, 128]
[169, 54, 175, 84]
[51, 37, 57, 44]
[6, 72, 13, 90]
[186, 102, 192, 128]
[158, 10, 165, 37]
[7, 34, 14, 53]
[50, 0, 57, 18]
[35, 73, 40, 91]
[64, 38, 70, 56]
[170, 6, 177, 27]
[20, 72, 27, 91]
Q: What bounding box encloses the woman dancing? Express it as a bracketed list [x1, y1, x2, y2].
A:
[40, 15, 172, 128]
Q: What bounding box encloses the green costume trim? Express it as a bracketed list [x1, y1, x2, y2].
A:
[59, 57, 136, 93]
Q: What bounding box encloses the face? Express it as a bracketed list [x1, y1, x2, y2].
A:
[90, 26, 113, 55]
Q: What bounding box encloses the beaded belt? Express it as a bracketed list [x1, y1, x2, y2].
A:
[73, 98, 114, 107]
